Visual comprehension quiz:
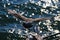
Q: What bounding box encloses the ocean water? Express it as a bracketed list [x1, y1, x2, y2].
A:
[0, 0, 60, 40]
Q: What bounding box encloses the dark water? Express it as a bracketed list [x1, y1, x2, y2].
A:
[0, 0, 60, 40]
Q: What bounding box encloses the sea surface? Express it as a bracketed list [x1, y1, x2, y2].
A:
[0, 0, 60, 40]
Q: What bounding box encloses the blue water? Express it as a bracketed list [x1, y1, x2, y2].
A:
[0, 0, 60, 40]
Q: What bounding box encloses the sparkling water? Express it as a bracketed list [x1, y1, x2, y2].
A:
[0, 0, 60, 40]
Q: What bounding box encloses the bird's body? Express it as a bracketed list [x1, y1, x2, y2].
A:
[22, 22, 33, 29]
